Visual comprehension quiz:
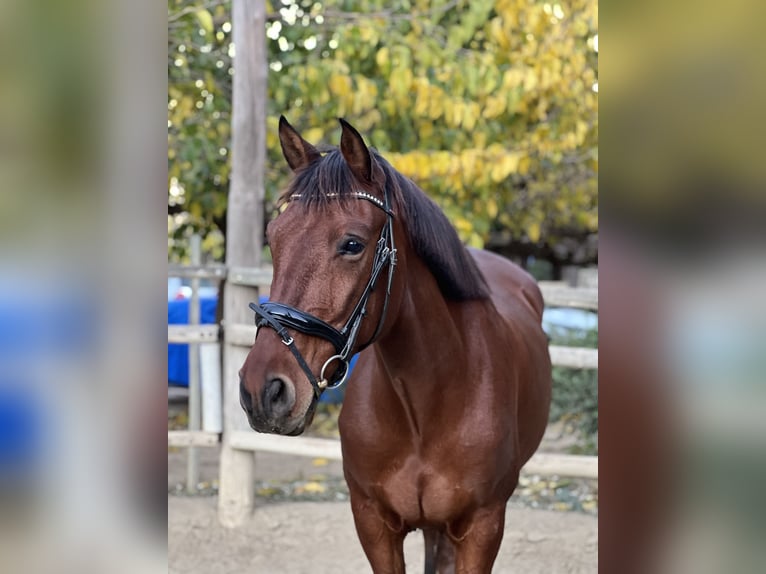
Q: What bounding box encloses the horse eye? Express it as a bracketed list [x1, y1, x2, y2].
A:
[338, 237, 365, 256]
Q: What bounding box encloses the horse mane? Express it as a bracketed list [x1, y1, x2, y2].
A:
[280, 148, 490, 301]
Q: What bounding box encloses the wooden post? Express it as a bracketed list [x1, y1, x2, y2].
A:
[218, 0, 267, 527]
[186, 234, 202, 493]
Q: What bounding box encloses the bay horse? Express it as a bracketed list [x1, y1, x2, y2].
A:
[240, 117, 551, 573]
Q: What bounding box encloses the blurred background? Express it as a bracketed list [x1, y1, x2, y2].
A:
[0, 0, 167, 572]
[1, 0, 764, 571]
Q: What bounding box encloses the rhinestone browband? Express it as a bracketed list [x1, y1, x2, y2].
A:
[289, 191, 386, 211]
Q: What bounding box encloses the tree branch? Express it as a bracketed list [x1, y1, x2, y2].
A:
[168, 0, 227, 24]
[266, 0, 460, 24]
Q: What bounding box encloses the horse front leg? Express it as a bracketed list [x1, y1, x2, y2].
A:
[348, 486, 406, 574]
[450, 504, 507, 574]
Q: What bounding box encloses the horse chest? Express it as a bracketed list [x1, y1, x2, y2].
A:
[380, 460, 475, 526]
[346, 444, 497, 529]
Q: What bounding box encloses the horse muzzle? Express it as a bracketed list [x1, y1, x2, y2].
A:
[240, 375, 316, 435]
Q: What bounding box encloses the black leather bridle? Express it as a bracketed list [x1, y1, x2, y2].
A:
[249, 189, 397, 398]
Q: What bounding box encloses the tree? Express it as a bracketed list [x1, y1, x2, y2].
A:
[168, 0, 233, 261]
[168, 0, 598, 261]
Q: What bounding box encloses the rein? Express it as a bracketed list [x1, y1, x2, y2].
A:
[249, 189, 397, 398]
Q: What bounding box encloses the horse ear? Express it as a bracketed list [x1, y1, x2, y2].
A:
[339, 118, 375, 182]
[278, 115, 321, 171]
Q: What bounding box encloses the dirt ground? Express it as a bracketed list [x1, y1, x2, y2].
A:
[168, 393, 597, 573]
[169, 496, 597, 574]
[169, 449, 596, 573]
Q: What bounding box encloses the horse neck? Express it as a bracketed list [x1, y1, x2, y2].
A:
[371, 254, 471, 430]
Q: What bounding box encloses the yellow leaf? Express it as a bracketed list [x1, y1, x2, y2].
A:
[448, 101, 464, 127]
[414, 152, 430, 180]
[329, 73, 351, 97]
[391, 153, 415, 177]
[298, 481, 326, 494]
[312, 458, 329, 467]
[483, 95, 506, 119]
[257, 486, 281, 496]
[518, 155, 531, 175]
[360, 27, 377, 43]
[486, 198, 498, 219]
[432, 151, 450, 176]
[528, 222, 541, 242]
[420, 121, 434, 140]
[196, 10, 214, 34]
[414, 80, 430, 116]
[490, 153, 521, 182]
[390, 68, 413, 104]
[524, 68, 538, 91]
[502, 68, 524, 90]
[454, 216, 472, 235]
[303, 127, 323, 143]
[375, 47, 389, 69]
[462, 102, 479, 130]
[428, 94, 444, 120]
[489, 18, 509, 50]
[468, 232, 484, 248]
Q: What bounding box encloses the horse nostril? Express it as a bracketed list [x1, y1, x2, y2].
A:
[240, 380, 253, 414]
[262, 376, 295, 419]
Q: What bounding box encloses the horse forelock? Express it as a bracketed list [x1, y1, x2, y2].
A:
[280, 147, 490, 302]
[278, 148, 371, 210]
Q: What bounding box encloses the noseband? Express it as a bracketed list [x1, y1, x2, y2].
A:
[249, 189, 397, 398]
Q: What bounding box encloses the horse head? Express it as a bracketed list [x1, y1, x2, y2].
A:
[238, 117, 401, 435]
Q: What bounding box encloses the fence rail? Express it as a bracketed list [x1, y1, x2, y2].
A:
[538, 281, 598, 311]
[168, 430, 221, 448]
[168, 264, 228, 280]
[227, 431, 598, 479]
[549, 346, 598, 369]
[168, 324, 220, 344]
[227, 265, 274, 287]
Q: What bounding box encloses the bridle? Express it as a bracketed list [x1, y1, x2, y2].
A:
[249, 188, 397, 398]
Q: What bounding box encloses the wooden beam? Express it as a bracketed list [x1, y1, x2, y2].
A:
[549, 346, 598, 369]
[186, 236, 203, 493]
[228, 265, 273, 287]
[168, 431, 220, 447]
[224, 323, 257, 347]
[168, 324, 220, 343]
[229, 431, 343, 459]
[540, 282, 598, 310]
[167, 264, 228, 280]
[227, 431, 598, 479]
[521, 453, 598, 479]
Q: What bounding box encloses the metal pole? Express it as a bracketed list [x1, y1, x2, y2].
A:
[186, 234, 202, 493]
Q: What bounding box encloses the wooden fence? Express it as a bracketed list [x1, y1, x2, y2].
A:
[168, 264, 598, 525]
